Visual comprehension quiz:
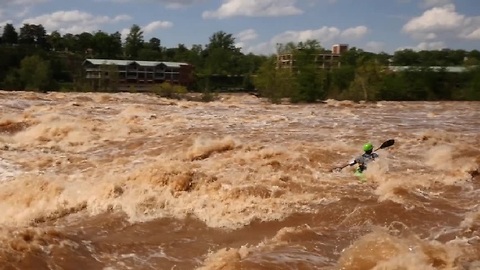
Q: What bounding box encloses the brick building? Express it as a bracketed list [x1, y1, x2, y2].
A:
[83, 59, 194, 90]
[276, 44, 349, 71]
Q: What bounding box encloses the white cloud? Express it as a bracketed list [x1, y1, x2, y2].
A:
[365, 41, 385, 53]
[235, 29, 258, 42]
[143, 20, 173, 33]
[0, 0, 48, 20]
[95, 0, 205, 9]
[202, 0, 303, 19]
[241, 25, 368, 55]
[340, 26, 368, 39]
[396, 41, 446, 51]
[163, 0, 205, 9]
[465, 27, 480, 40]
[120, 21, 173, 40]
[403, 4, 464, 33]
[416, 41, 445, 50]
[22, 10, 131, 34]
[235, 29, 258, 50]
[120, 28, 130, 40]
[403, 4, 480, 41]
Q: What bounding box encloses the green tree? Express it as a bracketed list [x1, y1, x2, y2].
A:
[96, 64, 119, 91]
[146, 37, 161, 51]
[291, 40, 327, 102]
[76, 32, 94, 54]
[254, 56, 296, 103]
[328, 65, 355, 97]
[125, 24, 144, 58]
[2, 23, 19, 44]
[347, 59, 384, 101]
[392, 49, 421, 66]
[204, 31, 241, 74]
[19, 55, 56, 91]
[47, 31, 64, 51]
[91, 31, 122, 58]
[201, 31, 242, 90]
[18, 24, 47, 48]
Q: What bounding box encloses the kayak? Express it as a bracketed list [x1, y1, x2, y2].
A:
[354, 169, 367, 182]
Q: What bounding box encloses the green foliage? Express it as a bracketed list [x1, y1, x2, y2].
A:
[256, 41, 328, 103]
[0, 22, 479, 100]
[254, 56, 297, 103]
[456, 67, 480, 100]
[17, 55, 57, 92]
[328, 65, 355, 97]
[95, 64, 120, 92]
[1, 24, 18, 44]
[125, 24, 144, 58]
[152, 82, 187, 99]
[200, 90, 217, 102]
[345, 59, 383, 101]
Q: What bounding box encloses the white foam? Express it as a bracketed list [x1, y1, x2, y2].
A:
[0, 158, 21, 182]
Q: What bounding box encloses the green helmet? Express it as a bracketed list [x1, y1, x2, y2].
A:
[363, 142, 373, 152]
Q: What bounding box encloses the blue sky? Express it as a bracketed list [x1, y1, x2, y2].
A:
[0, 0, 479, 55]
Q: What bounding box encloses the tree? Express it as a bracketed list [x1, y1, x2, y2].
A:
[146, 37, 161, 51]
[2, 23, 19, 44]
[254, 56, 296, 103]
[18, 55, 56, 91]
[204, 31, 241, 74]
[18, 24, 47, 48]
[206, 31, 237, 51]
[391, 49, 420, 66]
[47, 31, 63, 51]
[125, 24, 144, 58]
[329, 65, 355, 97]
[340, 47, 366, 66]
[347, 58, 384, 101]
[109, 31, 123, 58]
[91, 31, 122, 58]
[276, 42, 297, 54]
[75, 32, 94, 54]
[186, 44, 203, 69]
[291, 40, 327, 102]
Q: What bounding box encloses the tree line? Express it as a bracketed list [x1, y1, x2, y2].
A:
[0, 23, 479, 101]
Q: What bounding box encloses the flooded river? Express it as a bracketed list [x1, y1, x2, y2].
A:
[0, 91, 479, 269]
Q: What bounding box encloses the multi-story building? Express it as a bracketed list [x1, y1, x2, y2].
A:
[276, 44, 349, 71]
[83, 59, 194, 90]
[332, 44, 349, 55]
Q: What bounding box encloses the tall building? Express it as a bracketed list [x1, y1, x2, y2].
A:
[276, 44, 349, 71]
[332, 44, 349, 55]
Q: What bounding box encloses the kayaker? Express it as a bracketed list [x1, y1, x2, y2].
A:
[348, 142, 378, 174]
[332, 139, 394, 176]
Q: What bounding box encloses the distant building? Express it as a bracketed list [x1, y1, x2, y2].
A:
[387, 66, 469, 73]
[82, 59, 194, 90]
[332, 44, 349, 55]
[276, 44, 349, 71]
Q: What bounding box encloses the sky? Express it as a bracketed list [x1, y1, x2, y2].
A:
[0, 0, 479, 55]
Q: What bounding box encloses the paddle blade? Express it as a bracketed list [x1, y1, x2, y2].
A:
[378, 139, 395, 150]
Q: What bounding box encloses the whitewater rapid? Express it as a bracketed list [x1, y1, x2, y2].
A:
[0, 91, 478, 269]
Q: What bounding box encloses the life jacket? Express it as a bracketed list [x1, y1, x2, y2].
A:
[354, 152, 379, 172]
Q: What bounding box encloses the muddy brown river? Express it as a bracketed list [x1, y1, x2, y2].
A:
[0, 91, 479, 270]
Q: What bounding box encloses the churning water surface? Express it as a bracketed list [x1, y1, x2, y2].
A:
[0, 91, 479, 270]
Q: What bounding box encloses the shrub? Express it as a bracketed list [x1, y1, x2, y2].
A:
[152, 82, 187, 99]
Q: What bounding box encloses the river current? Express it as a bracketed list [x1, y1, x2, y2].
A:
[0, 91, 478, 270]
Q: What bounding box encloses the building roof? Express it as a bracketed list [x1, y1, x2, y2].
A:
[83, 59, 189, 68]
[388, 66, 469, 73]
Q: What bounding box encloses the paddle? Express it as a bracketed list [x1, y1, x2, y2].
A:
[331, 139, 395, 172]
